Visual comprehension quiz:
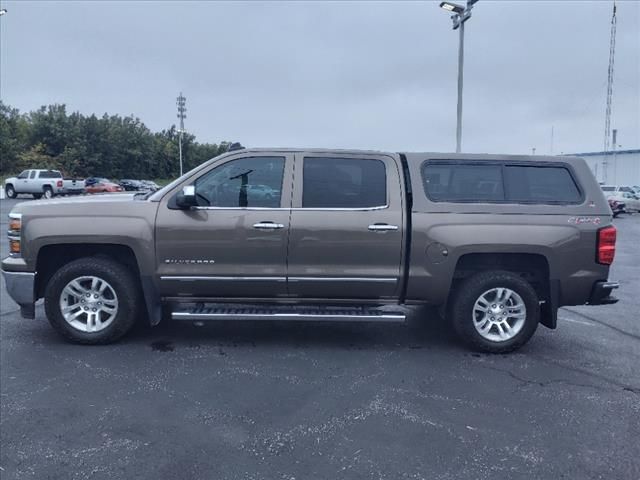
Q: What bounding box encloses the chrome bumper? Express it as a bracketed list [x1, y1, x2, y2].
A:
[2, 270, 35, 307]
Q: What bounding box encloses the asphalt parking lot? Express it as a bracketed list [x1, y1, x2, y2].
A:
[1, 197, 639, 480]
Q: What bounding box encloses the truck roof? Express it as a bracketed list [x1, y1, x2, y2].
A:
[233, 148, 584, 164]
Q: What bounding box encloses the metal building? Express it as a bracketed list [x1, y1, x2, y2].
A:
[567, 149, 640, 186]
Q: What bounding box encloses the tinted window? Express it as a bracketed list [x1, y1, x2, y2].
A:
[195, 156, 284, 208]
[423, 164, 504, 202]
[302, 157, 386, 208]
[17, 171, 28, 179]
[38, 170, 62, 179]
[504, 166, 581, 203]
[422, 162, 582, 204]
[601, 186, 615, 192]
[29, 171, 37, 179]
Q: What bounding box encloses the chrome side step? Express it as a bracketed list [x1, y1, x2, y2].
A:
[171, 305, 406, 323]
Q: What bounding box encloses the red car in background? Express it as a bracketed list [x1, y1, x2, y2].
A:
[84, 178, 124, 194]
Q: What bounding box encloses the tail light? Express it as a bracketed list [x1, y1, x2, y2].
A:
[597, 226, 616, 265]
[56, 180, 63, 187]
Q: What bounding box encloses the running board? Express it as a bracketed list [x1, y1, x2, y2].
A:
[171, 305, 406, 323]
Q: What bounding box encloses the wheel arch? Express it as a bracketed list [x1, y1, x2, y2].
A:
[34, 243, 161, 325]
[451, 252, 556, 329]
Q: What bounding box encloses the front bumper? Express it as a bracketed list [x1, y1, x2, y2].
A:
[1, 269, 35, 318]
[588, 281, 619, 305]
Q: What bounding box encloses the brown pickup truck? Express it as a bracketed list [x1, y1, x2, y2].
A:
[2, 148, 619, 352]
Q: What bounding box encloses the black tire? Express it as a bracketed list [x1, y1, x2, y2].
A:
[43, 186, 54, 199]
[5, 184, 17, 199]
[449, 270, 539, 353]
[44, 257, 141, 344]
[33, 193, 43, 199]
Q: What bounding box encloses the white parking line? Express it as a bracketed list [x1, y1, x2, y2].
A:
[559, 316, 595, 327]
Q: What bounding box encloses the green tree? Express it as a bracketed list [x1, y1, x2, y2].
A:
[0, 102, 230, 179]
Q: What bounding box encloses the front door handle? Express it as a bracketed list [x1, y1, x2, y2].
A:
[368, 224, 399, 232]
[253, 222, 284, 230]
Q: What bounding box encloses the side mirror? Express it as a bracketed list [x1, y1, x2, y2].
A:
[176, 185, 197, 209]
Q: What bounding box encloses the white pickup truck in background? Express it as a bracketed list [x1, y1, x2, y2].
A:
[3, 169, 85, 199]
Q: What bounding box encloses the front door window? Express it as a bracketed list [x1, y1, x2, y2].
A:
[194, 157, 285, 208]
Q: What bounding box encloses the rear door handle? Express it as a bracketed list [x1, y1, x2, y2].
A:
[368, 224, 399, 232]
[253, 222, 285, 230]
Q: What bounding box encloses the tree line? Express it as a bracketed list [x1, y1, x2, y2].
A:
[0, 102, 231, 180]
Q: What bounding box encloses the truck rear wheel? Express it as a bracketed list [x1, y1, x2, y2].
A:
[5, 184, 17, 199]
[450, 270, 539, 353]
[43, 186, 54, 199]
[44, 257, 140, 344]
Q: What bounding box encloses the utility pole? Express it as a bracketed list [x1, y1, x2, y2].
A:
[439, 0, 479, 153]
[176, 92, 187, 177]
[611, 129, 617, 184]
[550, 126, 554, 155]
[603, 1, 617, 183]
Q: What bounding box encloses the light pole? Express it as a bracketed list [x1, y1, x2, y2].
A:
[176, 92, 187, 177]
[439, 0, 478, 153]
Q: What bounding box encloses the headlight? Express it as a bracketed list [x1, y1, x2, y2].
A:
[8, 212, 22, 257]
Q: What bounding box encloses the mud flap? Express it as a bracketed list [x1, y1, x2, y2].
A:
[140, 275, 162, 326]
[540, 279, 559, 329]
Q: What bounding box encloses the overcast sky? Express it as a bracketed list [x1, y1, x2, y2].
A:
[0, 0, 638, 155]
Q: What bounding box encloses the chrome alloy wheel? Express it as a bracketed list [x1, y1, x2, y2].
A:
[59, 276, 119, 333]
[472, 287, 526, 342]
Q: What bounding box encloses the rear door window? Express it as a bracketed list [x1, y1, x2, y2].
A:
[302, 157, 387, 208]
[38, 170, 63, 179]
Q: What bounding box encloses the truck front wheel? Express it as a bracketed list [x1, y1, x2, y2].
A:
[450, 270, 539, 353]
[5, 184, 17, 199]
[44, 257, 140, 344]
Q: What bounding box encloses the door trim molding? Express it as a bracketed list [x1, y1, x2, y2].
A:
[160, 276, 397, 284]
[160, 276, 287, 282]
[288, 277, 397, 283]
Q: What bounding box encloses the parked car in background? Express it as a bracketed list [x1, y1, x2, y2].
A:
[616, 192, 640, 212]
[84, 178, 124, 194]
[84, 177, 101, 187]
[601, 185, 640, 213]
[608, 198, 625, 217]
[140, 180, 160, 192]
[119, 179, 144, 191]
[4, 169, 84, 199]
[601, 185, 637, 195]
[247, 184, 279, 200]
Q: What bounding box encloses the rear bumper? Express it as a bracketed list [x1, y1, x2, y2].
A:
[1, 269, 35, 318]
[588, 281, 619, 305]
